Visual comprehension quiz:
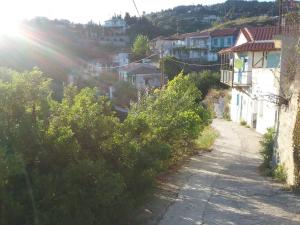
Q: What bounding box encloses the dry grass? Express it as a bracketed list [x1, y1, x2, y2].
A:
[195, 126, 219, 151]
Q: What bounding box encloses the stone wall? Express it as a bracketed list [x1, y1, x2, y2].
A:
[274, 35, 300, 185]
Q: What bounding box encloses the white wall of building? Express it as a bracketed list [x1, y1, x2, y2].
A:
[229, 49, 281, 134]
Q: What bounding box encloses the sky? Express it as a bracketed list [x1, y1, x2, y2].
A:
[1, 0, 226, 24]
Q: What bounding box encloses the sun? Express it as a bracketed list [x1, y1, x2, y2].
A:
[0, 20, 22, 38]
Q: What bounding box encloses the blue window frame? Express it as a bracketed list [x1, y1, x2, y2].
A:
[213, 38, 218, 46]
[220, 38, 224, 47]
[227, 37, 232, 46]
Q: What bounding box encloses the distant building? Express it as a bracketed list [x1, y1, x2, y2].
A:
[85, 56, 115, 76]
[154, 28, 238, 62]
[113, 53, 129, 67]
[104, 16, 127, 29]
[81, 16, 129, 47]
[119, 63, 161, 97]
[210, 28, 238, 51]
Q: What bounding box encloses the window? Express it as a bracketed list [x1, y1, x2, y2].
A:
[220, 38, 224, 47]
[266, 52, 281, 68]
[213, 38, 218, 46]
[227, 37, 232, 46]
[237, 94, 240, 106]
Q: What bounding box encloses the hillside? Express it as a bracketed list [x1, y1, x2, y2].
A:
[212, 16, 278, 29]
[145, 0, 278, 34]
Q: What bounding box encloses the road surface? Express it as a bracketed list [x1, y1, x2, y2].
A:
[158, 119, 300, 225]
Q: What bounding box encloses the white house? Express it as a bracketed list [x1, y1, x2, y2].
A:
[113, 53, 129, 67]
[153, 28, 238, 62]
[219, 26, 283, 134]
[104, 17, 127, 29]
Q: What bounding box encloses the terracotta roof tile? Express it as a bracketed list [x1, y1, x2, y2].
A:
[220, 42, 278, 53]
[210, 28, 239, 37]
[219, 26, 300, 54]
[247, 26, 281, 41]
[187, 31, 210, 38]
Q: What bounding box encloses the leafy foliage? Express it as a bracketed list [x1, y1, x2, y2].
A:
[260, 128, 276, 170]
[146, 0, 278, 34]
[132, 35, 151, 59]
[160, 56, 184, 81]
[0, 68, 211, 225]
[273, 165, 287, 182]
[188, 70, 224, 99]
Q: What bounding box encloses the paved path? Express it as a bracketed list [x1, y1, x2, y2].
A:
[159, 119, 300, 225]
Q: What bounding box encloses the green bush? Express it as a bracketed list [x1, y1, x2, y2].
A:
[0, 69, 211, 225]
[188, 70, 224, 99]
[273, 165, 287, 182]
[260, 128, 276, 170]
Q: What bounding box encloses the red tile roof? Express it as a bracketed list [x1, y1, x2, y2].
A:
[221, 42, 278, 53]
[187, 31, 210, 38]
[219, 26, 289, 54]
[240, 28, 254, 42]
[241, 26, 300, 42]
[247, 26, 281, 41]
[210, 28, 239, 37]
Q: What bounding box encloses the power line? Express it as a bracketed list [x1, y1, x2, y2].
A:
[92, 53, 159, 70]
[132, 0, 141, 17]
[166, 56, 228, 67]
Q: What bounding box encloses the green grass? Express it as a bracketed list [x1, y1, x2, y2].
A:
[195, 126, 219, 151]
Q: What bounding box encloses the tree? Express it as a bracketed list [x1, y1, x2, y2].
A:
[0, 68, 212, 225]
[132, 34, 150, 59]
[188, 70, 224, 99]
[160, 56, 184, 81]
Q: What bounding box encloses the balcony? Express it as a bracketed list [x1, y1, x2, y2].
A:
[188, 44, 209, 49]
[221, 70, 252, 87]
[220, 70, 233, 86]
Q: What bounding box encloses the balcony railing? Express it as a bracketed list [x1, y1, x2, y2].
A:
[188, 44, 209, 49]
[220, 70, 233, 86]
[221, 70, 252, 87]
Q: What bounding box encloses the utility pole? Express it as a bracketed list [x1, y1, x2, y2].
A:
[279, 0, 284, 31]
[160, 48, 164, 88]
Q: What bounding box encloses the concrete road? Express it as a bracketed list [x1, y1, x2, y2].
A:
[159, 119, 300, 225]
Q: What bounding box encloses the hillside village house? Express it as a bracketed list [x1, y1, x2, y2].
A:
[104, 16, 128, 29]
[219, 26, 283, 134]
[81, 16, 129, 47]
[152, 28, 238, 62]
[119, 63, 161, 98]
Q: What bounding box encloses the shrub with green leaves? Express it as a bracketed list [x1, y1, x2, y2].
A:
[0, 69, 212, 225]
[273, 165, 287, 182]
[260, 128, 276, 170]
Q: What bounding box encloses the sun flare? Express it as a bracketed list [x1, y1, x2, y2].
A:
[0, 20, 22, 37]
